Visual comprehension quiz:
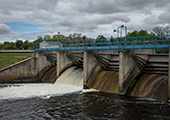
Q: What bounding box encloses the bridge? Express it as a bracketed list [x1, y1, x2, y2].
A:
[0, 34, 170, 101]
[34, 35, 170, 53]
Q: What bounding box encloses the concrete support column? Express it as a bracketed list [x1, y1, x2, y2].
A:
[83, 52, 96, 86]
[57, 51, 72, 77]
[119, 52, 124, 92]
[119, 51, 137, 95]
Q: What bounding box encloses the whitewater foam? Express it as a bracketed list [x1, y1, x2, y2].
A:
[0, 67, 83, 100]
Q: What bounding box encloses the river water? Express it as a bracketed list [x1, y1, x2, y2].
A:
[0, 67, 170, 120]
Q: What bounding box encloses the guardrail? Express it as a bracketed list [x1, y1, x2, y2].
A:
[0, 53, 32, 69]
[33, 35, 170, 53]
[0, 50, 34, 53]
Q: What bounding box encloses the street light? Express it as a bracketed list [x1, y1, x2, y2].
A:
[113, 30, 116, 38]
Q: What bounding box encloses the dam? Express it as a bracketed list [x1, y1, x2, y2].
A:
[0, 34, 170, 101]
[0, 34, 170, 119]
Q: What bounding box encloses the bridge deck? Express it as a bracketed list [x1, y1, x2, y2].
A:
[37, 44, 169, 52]
[34, 35, 170, 52]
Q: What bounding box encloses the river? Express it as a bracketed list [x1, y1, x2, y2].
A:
[0, 90, 170, 120]
[0, 67, 170, 119]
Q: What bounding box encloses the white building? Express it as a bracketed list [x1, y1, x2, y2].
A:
[39, 41, 63, 48]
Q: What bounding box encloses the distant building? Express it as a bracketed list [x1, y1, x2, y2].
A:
[39, 41, 63, 48]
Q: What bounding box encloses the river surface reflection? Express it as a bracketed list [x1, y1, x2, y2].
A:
[0, 91, 170, 120]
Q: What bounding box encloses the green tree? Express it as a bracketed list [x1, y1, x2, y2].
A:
[0, 43, 3, 49]
[127, 30, 139, 37]
[28, 42, 33, 50]
[44, 34, 51, 41]
[96, 35, 108, 46]
[10, 42, 17, 50]
[73, 33, 77, 40]
[4, 41, 10, 45]
[16, 40, 23, 49]
[138, 30, 149, 36]
[83, 35, 87, 40]
[77, 33, 81, 40]
[33, 36, 44, 45]
[23, 40, 29, 49]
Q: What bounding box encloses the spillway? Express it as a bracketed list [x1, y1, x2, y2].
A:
[0, 67, 83, 100]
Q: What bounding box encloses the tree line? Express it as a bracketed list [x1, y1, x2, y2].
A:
[0, 26, 169, 50]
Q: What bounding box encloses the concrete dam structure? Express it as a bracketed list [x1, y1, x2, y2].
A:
[0, 49, 169, 101]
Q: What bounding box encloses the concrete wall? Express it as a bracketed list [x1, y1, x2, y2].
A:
[119, 51, 141, 95]
[84, 51, 102, 87]
[119, 49, 156, 95]
[0, 51, 54, 83]
[57, 51, 73, 77]
[84, 50, 119, 87]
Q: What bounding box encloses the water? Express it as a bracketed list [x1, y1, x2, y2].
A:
[0, 92, 170, 120]
[0, 67, 83, 100]
[0, 67, 170, 119]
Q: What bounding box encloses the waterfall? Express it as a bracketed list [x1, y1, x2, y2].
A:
[0, 67, 84, 100]
[55, 67, 83, 88]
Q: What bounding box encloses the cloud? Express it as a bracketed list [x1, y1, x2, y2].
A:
[83, 13, 130, 24]
[0, 0, 170, 42]
[0, 24, 11, 34]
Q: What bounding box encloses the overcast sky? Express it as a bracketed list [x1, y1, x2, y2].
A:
[0, 0, 170, 43]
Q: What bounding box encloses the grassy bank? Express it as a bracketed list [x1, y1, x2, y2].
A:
[0, 53, 32, 69]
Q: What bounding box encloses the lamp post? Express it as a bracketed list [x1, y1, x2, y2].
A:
[113, 30, 116, 38]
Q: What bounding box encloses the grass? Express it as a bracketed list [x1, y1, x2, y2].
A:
[0, 53, 32, 69]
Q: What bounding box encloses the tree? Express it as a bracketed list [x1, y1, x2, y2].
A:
[0, 43, 3, 49]
[96, 35, 106, 40]
[68, 34, 73, 40]
[44, 34, 51, 41]
[33, 36, 44, 45]
[23, 40, 29, 49]
[16, 40, 23, 49]
[96, 35, 108, 46]
[83, 35, 87, 40]
[153, 26, 169, 35]
[10, 42, 17, 50]
[4, 41, 10, 45]
[77, 33, 81, 40]
[73, 33, 77, 40]
[138, 30, 149, 36]
[127, 30, 139, 37]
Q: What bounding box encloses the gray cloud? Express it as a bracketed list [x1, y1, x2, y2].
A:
[0, 0, 170, 42]
[0, 24, 11, 34]
[75, 0, 170, 14]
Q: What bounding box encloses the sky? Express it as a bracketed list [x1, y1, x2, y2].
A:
[0, 0, 170, 43]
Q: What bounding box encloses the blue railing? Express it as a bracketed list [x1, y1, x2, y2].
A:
[34, 35, 170, 53]
[0, 53, 32, 69]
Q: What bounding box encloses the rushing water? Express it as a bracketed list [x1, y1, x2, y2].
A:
[0, 67, 170, 119]
[0, 91, 170, 120]
[0, 67, 83, 100]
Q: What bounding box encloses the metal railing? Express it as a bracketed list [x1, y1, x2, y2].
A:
[0, 53, 32, 69]
[33, 35, 170, 53]
[0, 50, 34, 53]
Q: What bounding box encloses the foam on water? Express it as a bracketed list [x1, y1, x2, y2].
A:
[0, 67, 83, 100]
